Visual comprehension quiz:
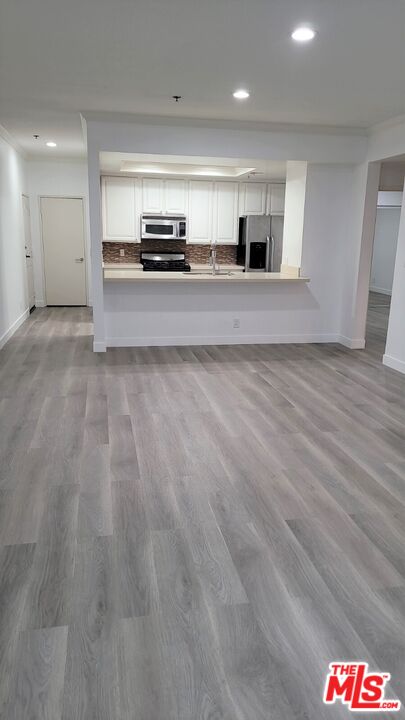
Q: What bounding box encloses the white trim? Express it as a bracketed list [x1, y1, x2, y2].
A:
[81, 110, 369, 136]
[369, 114, 405, 135]
[93, 340, 107, 352]
[35, 301, 46, 307]
[383, 354, 405, 374]
[0, 309, 29, 350]
[104, 332, 361, 349]
[369, 286, 392, 296]
[336, 335, 366, 349]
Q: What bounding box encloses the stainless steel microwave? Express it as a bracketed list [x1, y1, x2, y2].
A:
[141, 214, 187, 241]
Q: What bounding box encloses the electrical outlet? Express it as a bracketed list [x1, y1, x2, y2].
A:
[233, 318, 240, 329]
[119, 249, 125, 257]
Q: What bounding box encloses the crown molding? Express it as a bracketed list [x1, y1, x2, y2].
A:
[369, 114, 405, 135]
[0, 123, 27, 159]
[81, 110, 368, 137]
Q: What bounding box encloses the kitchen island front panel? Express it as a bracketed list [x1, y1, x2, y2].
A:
[102, 274, 326, 349]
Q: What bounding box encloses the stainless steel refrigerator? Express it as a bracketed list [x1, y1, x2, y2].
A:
[237, 214, 284, 272]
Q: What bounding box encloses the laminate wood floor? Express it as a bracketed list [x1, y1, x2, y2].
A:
[1, 295, 405, 719]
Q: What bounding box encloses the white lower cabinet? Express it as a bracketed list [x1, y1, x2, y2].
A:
[188, 181, 213, 243]
[213, 182, 239, 244]
[102, 176, 138, 242]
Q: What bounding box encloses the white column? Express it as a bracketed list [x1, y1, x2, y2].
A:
[282, 161, 308, 270]
[339, 161, 380, 347]
[384, 179, 405, 374]
[87, 143, 106, 351]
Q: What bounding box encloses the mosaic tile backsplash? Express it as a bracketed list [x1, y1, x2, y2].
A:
[103, 241, 238, 265]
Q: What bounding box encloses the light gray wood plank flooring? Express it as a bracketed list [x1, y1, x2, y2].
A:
[1, 295, 405, 718]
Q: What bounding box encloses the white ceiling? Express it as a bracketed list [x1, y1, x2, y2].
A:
[1, 0, 404, 157]
[100, 152, 287, 180]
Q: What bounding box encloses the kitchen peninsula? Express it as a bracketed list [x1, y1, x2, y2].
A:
[97, 155, 316, 348]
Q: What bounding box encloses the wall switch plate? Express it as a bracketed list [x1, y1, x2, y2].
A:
[119, 249, 125, 257]
[233, 318, 240, 329]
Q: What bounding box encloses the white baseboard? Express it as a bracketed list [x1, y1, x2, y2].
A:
[0, 309, 29, 350]
[370, 286, 392, 296]
[93, 340, 107, 352]
[104, 332, 357, 348]
[35, 301, 46, 308]
[383, 353, 405, 374]
[336, 335, 366, 350]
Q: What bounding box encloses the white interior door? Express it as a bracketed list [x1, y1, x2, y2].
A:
[41, 197, 86, 306]
[22, 195, 35, 310]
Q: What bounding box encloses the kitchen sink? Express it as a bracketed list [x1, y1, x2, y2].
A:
[183, 270, 234, 276]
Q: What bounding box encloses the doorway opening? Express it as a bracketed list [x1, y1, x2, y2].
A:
[366, 159, 405, 361]
[22, 195, 35, 312]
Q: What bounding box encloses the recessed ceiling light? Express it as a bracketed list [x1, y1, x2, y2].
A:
[291, 26, 316, 42]
[46, 141, 57, 147]
[233, 89, 250, 100]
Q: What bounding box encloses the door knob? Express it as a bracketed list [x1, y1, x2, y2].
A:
[75, 257, 84, 262]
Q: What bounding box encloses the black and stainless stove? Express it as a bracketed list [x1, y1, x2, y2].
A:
[140, 251, 191, 272]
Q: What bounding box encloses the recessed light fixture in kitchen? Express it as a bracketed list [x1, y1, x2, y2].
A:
[233, 89, 250, 100]
[291, 26, 316, 42]
[46, 141, 57, 147]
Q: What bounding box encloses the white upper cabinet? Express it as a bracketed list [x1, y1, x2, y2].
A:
[268, 184, 286, 215]
[142, 178, 187, 214]
[142, 178, 164, 213]
[189, 181, 213, 244]
[102, 176, 137, 242]
[213, 182, 239, 244]
[239, 182, 267, 216]
[164, 179, 188, 214]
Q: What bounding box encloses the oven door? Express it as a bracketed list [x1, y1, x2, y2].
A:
[141, 218, 178, 240]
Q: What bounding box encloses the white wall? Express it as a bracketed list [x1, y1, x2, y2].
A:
[282, 161, 307, 268]
[84, 114, 368, 164]
[370, 207, 401, 295]
[0, 128, 29, 348]
[380, 161, 405, 191]
[27, 159, 91, 305]
[384, 183, 405, 374]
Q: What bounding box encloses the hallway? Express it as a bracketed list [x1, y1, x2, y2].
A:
[366, 290, 391, 361]
[1, 307, 405, 719]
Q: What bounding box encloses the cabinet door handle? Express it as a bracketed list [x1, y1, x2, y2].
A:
[75, 257, 84, 262]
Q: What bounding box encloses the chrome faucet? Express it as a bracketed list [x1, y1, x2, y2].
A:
[209, 244, 218, 275]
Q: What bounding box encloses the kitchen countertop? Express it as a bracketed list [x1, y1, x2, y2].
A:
[103, 267, 309, 283]
[103, 262, 242, 271]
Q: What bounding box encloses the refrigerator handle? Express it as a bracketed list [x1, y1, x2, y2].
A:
[266, 236, 274, 272]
